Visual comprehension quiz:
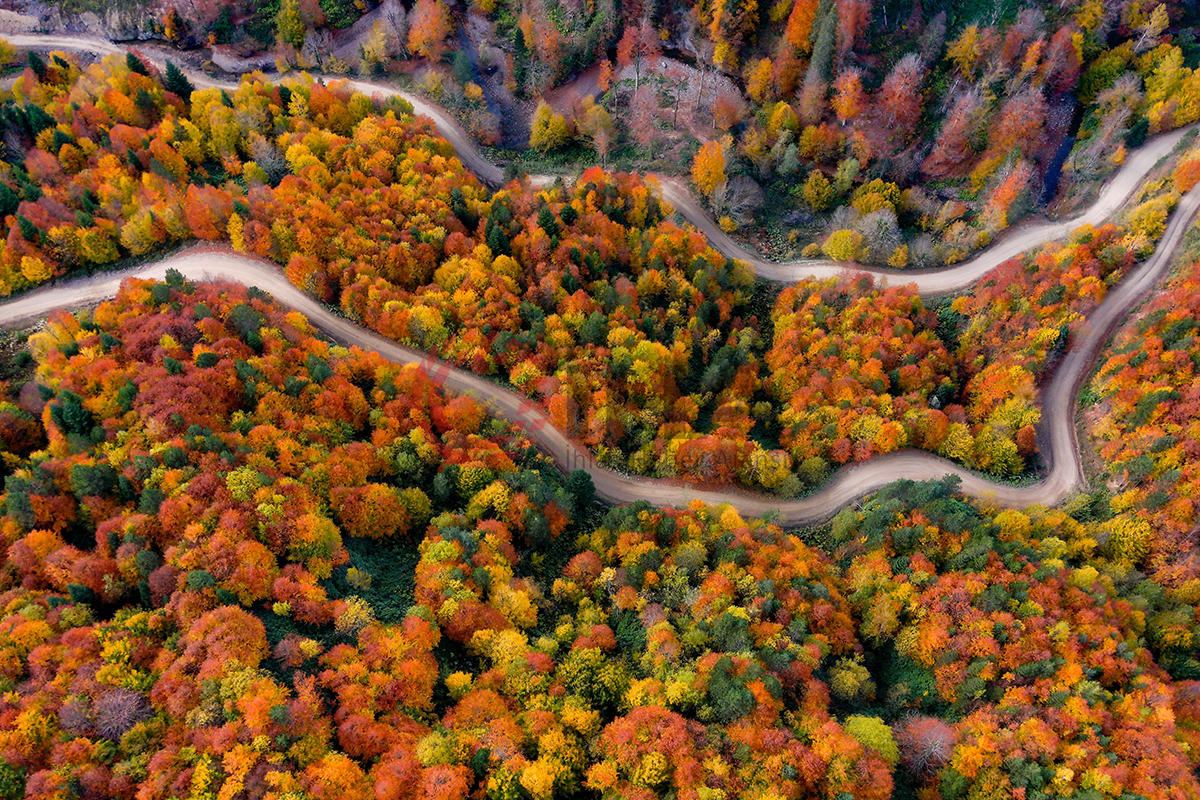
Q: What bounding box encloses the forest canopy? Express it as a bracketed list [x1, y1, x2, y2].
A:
[1, 16, 1200, 800]
[0, 48, 1192, 496]
[0, 275, 1197, 800]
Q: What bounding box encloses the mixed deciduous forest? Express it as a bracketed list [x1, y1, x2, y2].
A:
[22, 0, 1200, 253]
[1087, 257, 1200, 597]
[1, 274, 1199, 800]
[134, 0, 1200, 257]
[2, 48, 1197, 492]
[1, 0, 1200, 794]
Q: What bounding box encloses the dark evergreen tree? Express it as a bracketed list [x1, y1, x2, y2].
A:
[126, 52, 150, 77]
[164, 61, 194, 101]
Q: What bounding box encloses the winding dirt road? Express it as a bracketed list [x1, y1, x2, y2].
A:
[3, 34, 508, 186]
[4, 188, 1197, 524]
[8, 34, 1194, 294]
[658, 127, 1194, 295]
[3, 34, 1199, 523]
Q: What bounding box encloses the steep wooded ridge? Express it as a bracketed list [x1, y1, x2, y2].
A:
[4, 33, 1196, 296]
[1, 35, 1198, 524]
[2, 31, 1200, 800]
[4, 189, 1195, 525]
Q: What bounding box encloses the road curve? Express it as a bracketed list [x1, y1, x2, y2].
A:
[3, 34, 510, 184]
[658, 124, 1194, 295]
[4, 187, 1197, 524]
[6, 33, 1195, 296]
[3, 33, 1199, 523]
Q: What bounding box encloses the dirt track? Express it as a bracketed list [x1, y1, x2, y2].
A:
[657, 124, 1194, 295]
[3, 34, 1199, 523]
[11, 31, 1192, 284]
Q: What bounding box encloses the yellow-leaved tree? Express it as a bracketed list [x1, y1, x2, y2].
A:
[822, 229, 862, 261]
[691, 139, 726, 200]
[530, 102, 571, 152]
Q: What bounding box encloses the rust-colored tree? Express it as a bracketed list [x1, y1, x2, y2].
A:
[407, 0, 453, 62]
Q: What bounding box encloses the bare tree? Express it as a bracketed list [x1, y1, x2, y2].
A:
[95, 689, 151, 741]
[713, 176, 765, 226]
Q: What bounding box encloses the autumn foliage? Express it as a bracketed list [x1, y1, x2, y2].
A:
[1086, 257, 1200, 680]
[4, 14, 1200, 800]
[3, 289, 1199, 800]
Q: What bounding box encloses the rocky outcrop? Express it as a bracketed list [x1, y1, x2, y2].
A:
[0, 9, 39, 34]
[329, 0, 405, 68]
[210, 46, 278, 74]
[14, 0, 166, 42]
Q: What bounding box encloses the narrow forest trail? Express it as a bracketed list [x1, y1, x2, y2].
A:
[3, 33, 1200, 524]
